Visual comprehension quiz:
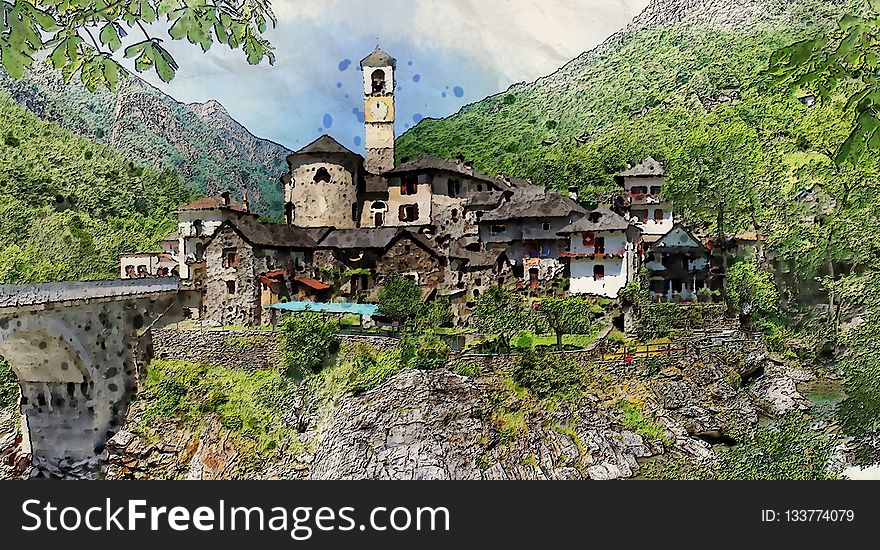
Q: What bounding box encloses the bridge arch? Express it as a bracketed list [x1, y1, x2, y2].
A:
[0, 279, 181, 479]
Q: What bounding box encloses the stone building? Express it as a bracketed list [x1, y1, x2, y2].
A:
[615, 156, 674, 241]
[175, 193, 258, 280]
[282, 135, 365, 229]
[558, 205, 641, 298]
[203, 218, 318, 326]
[642, 223, 714, 302]
[478, 187, 585, 289]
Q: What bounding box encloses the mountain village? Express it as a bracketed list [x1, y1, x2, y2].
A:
[120, 48, 761, 329]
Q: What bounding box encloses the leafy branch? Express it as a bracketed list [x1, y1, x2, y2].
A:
[766, 1, 880, 164]
[0, 0, 276, 91]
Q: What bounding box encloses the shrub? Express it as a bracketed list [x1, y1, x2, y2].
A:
[408, 333, 450, 370]
[377, 275, 422, 327]
[281, 312, 340, 375]
[0, 357, 20, 408]
[452, 360, 483, 378]
[512, 350, 583, 401]
[347, 347, 405, 394]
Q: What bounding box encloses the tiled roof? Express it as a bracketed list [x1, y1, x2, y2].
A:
[220, 218, 318, 249]
[361, 48, 397, 68]
[480, 189, 585, 222]
[294, 277, 331, 291]
[176, 197, 249, 213]
[385, 155, 497, 184]
[291, 135, 362, 158]
[557, 205, 632, 233]
[617, 156, 665, 178]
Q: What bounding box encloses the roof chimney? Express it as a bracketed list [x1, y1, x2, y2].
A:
[568, 185, 579, 201]
[220, 191, 231, 207]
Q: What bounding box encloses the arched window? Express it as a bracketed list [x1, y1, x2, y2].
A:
[371, 69, 386, 93]
[314, 167, 332, 183]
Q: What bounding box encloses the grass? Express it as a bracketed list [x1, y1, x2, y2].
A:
[138, 359, 299, 456]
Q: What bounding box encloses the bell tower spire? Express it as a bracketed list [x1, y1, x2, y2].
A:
[360, 47, 396, 173]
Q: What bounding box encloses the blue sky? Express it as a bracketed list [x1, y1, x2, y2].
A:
[139, 0, 650, 153]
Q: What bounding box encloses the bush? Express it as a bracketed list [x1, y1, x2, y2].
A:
[0, 357, 20, 408]
[512, 350, 583, 401]
[408, 333, 450, 370]
[347, 347, 405, 394]
[281, 312, 340, 375]
[452, 360, 483, 378]
[377, 276, 422, 327]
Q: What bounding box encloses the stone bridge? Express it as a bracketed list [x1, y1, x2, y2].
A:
[0, 279, 182, 479]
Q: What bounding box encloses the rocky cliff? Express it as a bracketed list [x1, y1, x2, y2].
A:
[21, 330, 812, 481]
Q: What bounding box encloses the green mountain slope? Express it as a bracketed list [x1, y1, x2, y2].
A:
[397, 0, 850, 182]
[0, 90, 189, 283]
[0, 64, 289, 215]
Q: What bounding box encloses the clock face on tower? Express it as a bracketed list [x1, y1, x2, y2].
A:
[365, 96, 394, 123]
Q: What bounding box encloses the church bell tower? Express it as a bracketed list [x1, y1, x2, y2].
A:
[360, 47, 396, 173]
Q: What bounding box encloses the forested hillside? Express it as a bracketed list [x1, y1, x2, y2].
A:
[0, 64, 289, 215]
[397, 0, 880, 462]
[0, 91, 190, 283]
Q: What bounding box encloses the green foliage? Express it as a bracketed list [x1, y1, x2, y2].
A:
[0, 92, 187, 282]
[451, 360, 483, 378]
[280, 312, 340, 375]
[343, 345, 405, 395]
[473, 286, 536, 352]
[635, 303, 726, 340]
[725, 260, 780, 321]
[512, 349, 583, 402]
[0, 356, 19, 408]
[644, 413, 838, 479]
[377, 275, 422, 326]
[407, 333, 450, 371]
[415, 297, 453, 332]
[0, 1, 276, 90]
[767, 2, 880, 164]
[617, 401, 671, 445]
[537, 296, 597, 349]
[140, 359, 297, 454]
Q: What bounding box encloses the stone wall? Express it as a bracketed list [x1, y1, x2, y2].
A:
[153, 329, 284, 372]
[152, 329, 401, 371]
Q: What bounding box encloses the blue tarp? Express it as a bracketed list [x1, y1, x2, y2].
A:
[264, 301, 379, 316]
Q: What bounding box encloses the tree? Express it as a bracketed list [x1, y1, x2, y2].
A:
[280, 312, 339, 375]
[472, 286, 535, 353]
[0, 0, 276, 91]
[414, 296, 453, 332]
[377, 275, 421, 329]
[725, 260, 779, 326]
[766, 1, 880, 165]
[537, 297, 596, 350]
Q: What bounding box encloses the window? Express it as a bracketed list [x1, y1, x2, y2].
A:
[447, 179, 461, 197]
[593, 265, 605, 279]
[595, 236, 605, 254]
[222, 248, 239, 268]
[285, 202, 294, 225]
[451, 209, 459, 221]
[399, 204, 419, 222]
[371, 69, 386, 93]
[650, 185, 662, 195]
[541, 243, 552, 258]
[192, 219, 203, 236]
[475, 278, 482, 287]
[632, 210, 648, 223]
[314, 168, 332, 183]
[654, 209, 664, 222]
[490, 224, 507, 236]
[630, 186, 648, 196]
[588, 212, 602, 223]
[401, 176, 418, 195]
[124, 265, 135, 278]
[226, 280, 236, 294]
[352, 203, 359, 221]
[542, 222, 551, 231]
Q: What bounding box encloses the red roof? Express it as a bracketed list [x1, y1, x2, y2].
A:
[265, 269, 288, 278]
[176, 197, 250, 213]
[295, 277, 330, 291]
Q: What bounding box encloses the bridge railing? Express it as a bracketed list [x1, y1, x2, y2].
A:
[0, 278, 181, 309]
